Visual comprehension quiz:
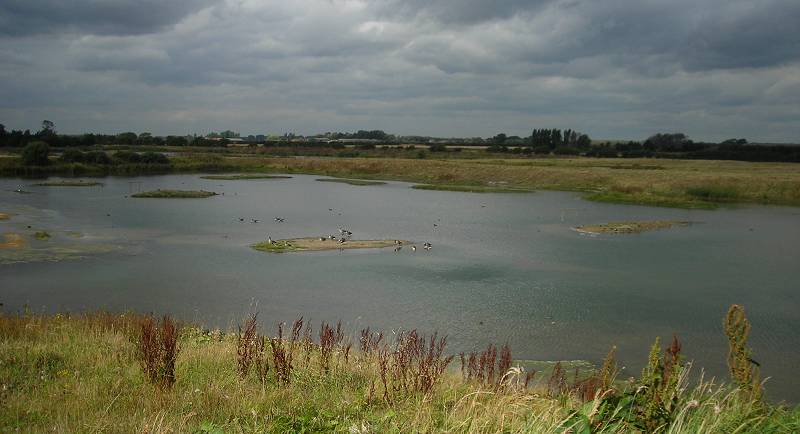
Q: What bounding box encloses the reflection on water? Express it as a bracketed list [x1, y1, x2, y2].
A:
[1, 174, 799, 401]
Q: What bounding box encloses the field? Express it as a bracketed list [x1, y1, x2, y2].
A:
[168, 154, 800, 209]
[2, 150, 799, 208]
[1, 309, 798, 433]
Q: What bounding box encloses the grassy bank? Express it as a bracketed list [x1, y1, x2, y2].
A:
[1, 307, 798, 433]
[3, 151, 800, 208]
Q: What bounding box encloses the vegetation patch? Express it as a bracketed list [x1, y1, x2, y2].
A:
[686, 185, 741, 202]
[131, 189, 217, 198]
[0, 306, 797, 433]
[33, 230, 51, 240]
[0, 233, 25, 249]
[315, 178, 387, 186]
[412, 184, 534, 193]
[31, 180, 103, 187]
[575, 220, 693, 234]
[584, 191, 719, 209]
[0, 212, 10, 220]
[200, 174, 292, 180]
[252, 237, 403, 253]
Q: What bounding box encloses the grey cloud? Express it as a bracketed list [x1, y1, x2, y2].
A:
[0, 0, 213, 36]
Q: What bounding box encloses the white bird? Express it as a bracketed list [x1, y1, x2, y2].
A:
[411, 246, 416, 252]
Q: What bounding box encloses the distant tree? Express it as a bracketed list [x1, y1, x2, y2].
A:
[117, 132, 138, 145]
[429, 143, 447, 152]
[492, 133, 507, 144]
[21, 141, 50, 165]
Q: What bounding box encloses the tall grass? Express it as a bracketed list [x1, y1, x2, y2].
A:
[2, 307, 799, 433]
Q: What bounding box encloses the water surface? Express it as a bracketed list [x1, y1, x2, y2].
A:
[1, 174, 798, 401]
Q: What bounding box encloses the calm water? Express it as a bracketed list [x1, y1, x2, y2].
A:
[2, 174, 799, 401]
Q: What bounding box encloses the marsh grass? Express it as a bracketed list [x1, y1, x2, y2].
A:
[1, 308, 798, 433]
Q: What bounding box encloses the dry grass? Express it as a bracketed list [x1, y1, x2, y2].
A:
[170, 155, 800, 208]
[1, 311, 798, 433]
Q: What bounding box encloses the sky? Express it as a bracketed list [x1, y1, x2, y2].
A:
[1, 0, 799, 142]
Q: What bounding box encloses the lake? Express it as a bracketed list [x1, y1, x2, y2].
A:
[2, 174, 799, 401]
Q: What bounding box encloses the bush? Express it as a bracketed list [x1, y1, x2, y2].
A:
[140, 152, 169, 164]
[429, 143, 447, 152]
[60, 149, 85, 163]
[21, 141, 50, 165]
[113, 150, 142, 163]
[83, 151, 111, 165]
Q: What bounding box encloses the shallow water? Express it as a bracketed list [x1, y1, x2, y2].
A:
[1, 174, 799, 401]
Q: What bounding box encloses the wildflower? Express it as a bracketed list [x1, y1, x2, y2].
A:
[686, 399, 699, 409]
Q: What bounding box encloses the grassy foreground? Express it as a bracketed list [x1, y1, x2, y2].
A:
[1, 308, 798, 433]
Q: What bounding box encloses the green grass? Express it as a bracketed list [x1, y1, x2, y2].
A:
[131, 189, 217, 198]
[1, 312, 798, 433]
[584, 191, 720, 209]
[33, 231, 51, 240]
[316, 178, 387, 186]
[31, 180, 104, 187]
[412, 184, 534, 193]
[200, 174, 292, 180]
[686, 185, 741, 202]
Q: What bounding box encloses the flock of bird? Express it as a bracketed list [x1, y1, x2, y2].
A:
[237, 212, 434, 252]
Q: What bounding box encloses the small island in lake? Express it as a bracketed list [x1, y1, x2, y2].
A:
[131, 189, 217, 198]
[0, 212, 10, 220]
[575, 220, 692, 234]
[200, 174, 292, 180]
[32, 180, 103, 187]
[316, 178, 386, 186]
[0, 233, 25, 249]
[252, 237, 404, 253]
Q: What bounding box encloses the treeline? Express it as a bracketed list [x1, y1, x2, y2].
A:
[582, 133, 800, 162]
[0, 121, 221, 148]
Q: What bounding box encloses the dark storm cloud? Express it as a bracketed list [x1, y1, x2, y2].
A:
[0, 0, 799, 141]
[0, 0, 212, 36]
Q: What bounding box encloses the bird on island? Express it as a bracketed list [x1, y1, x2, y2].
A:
[319, 237, 326, 241]
[251, 219, 259, 223]
[267, 236, 273, 244]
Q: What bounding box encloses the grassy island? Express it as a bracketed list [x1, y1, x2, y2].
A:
[1, 306, 798, 433]
[200, 174, 292, 180]
[131, 189, 217, 198]
[31, 180, 103, 187]
[0, 212, 10, 220]
[575, 220, 693, 234]
[252, 237, 403, 253]
[316, 178, 387, 186]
